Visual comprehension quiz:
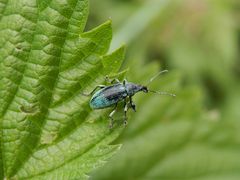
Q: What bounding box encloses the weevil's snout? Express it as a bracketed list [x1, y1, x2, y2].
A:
[141, 86, 148, 93]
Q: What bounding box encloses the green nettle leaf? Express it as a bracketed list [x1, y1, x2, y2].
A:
[0, 0, 124, 179]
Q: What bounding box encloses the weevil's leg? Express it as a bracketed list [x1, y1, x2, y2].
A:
[81, 85, 106, 96]
[129, 96, 136, 112]
[111, 78, 120, 84]
[109, 103, 118, 128]
[123, 79, 128, 86]
[105, 76, 120, 84]
[105, 76, 111, 83]
[123, 99, 129, 126]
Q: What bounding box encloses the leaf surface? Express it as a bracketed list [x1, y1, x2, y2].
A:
[0, 0, 124, 179]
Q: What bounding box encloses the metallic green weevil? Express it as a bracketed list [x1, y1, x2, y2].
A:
[83, 70, 175, 128]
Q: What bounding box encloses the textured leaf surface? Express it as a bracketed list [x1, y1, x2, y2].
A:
[0, 0, 124, 179]
[92, 60, 240, 180]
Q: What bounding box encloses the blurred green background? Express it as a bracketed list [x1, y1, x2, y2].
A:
[88, 0, 240, 179]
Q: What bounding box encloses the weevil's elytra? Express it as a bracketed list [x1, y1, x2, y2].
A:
[90, 82, 144, 109]
[90, 84, 127, 109]
[83, 70, 176, 128]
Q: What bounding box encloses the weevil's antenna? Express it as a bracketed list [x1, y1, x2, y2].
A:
[146, 70, 168, 86]
[148, 90, 176, 97]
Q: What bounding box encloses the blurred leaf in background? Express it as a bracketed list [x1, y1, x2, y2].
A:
[89, 0, 240, 179]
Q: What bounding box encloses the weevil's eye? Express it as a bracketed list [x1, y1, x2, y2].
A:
[142, 86, 148, 93]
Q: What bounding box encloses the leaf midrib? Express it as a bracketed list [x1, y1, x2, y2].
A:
[3, 0, 81, 176]
[0, 1, 40, 177]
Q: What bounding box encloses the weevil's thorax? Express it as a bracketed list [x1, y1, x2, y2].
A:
[125, 82, 147, 96]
